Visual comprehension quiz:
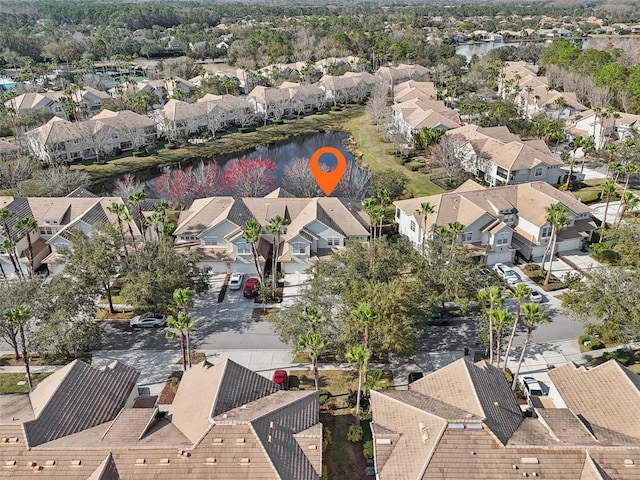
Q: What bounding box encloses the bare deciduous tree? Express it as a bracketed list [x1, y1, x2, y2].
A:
[281, 157, 323, 197]
[336, 162, 371, 199]
[431, 135, 467, 185]
[113, 173, 143, 199]
[365, 82, 390, 128]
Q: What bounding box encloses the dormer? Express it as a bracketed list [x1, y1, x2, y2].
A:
[41, 202, 71, 226]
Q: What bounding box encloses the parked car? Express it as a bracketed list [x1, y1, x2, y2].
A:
[130, 312, 167, 328]
[273, 369, 288, 390]
[408, 372, 423, 384]
[243, 277, 260, 298]
[529, 290, 543, 303]
[228, 272, 244, 290]
[493, 263, 519, 285]
[518, 375, 543, 399]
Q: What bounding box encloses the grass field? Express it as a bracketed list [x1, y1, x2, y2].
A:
[0, 372, 52, 393]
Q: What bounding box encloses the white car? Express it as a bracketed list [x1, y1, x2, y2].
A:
[529, 290, 543, 303]
[228, 272, 244, 290]
[518, 376, 543, 398]
[493, 263, 519, 285]
[130, 312, 167, 328]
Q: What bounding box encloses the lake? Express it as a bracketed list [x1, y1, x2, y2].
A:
[138, 131, 363, 197]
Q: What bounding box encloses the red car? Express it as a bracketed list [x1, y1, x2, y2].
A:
[243, 277, 260, 298]
[272, 369, 288, 390]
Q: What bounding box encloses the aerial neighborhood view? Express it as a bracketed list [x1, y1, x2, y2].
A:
[2, 0, 640, 478]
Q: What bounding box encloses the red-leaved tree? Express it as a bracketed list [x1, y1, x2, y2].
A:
[221, 157, 277, 197]
[155, 161, 221, 206]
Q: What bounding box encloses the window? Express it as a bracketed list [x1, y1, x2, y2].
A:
[534, 167, 543, 177]
[410, 221, 416, 232]
[496, 233, 509, 246]
[496, 166, 509, 179]
[292, 242, 306, 255]
[541, 226, 552, 238]
[39, 227, 54, 235]
[460, 232, 472, 242]
[237, 242, 251, 255]
[204, 237, 218, 246]
[327, 237, 341, 247]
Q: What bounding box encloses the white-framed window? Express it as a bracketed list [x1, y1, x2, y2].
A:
[460, 232, 472, 242]
[180, 236, 197, 241]
[496, 233, 509, 246]
[541, 225, 552, 238]
[327, 237, 341, 247]
[534, 167, 543, 177]
[204, 236, 218, 246]
[410, 221, 416, 232]
[292, 242, 306, 255]
[237, 241, 251, 255]
[39, 227, 54, 235]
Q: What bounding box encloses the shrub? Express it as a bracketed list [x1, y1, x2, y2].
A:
[363, 440, 374, 459]
[132, 150, 145, 157]
[319, 391, 332, 405]
[579, 334, 604, 351]
[165, 142, 177, 149]
[322, 426, 332, 451]
[347, 424, 363, 442]
[602, 349, 632, 365]
[330, 106, 342, 111]
[394, 156, 404, 166]
[238, 127, 251, 133]
[588, 322, 627, 344]
[405, 161, 423, 172]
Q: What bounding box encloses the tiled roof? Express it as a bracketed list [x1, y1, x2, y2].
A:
[66, 187, 97, 198]
[24, 360, 139, 447]
[87, 453, 120, 480]
[549, 361, 640, 445]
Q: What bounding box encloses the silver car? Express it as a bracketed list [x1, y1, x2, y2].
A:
[130, 312, 167, 328]
[229, 272, 244, 290]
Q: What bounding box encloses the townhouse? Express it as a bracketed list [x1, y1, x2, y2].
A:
[24, 110, 156, 163]
[376, 63, 430, 87]
[446, 124, 565, 187]
[392, 98, 461, 142]
[317, 72, 379, 106]
[570, 109, 640, 150]
[0, 358, 322, 479]
[394, 179, 594, 264]
[173, 190, 370, 273]
[4, 91, 65, 118]
[370, 358, 640, 479]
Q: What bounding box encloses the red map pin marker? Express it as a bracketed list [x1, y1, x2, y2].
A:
[309, 146, 347, 196]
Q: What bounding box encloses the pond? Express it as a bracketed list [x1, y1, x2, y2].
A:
[134, 131, 366, 198]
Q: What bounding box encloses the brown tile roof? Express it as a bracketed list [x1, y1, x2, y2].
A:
[24, 360, 139, 447]
[87, 453, 120, 480]
[549, 361, 640, 445]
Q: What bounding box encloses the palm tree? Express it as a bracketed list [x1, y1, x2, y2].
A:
[362, 198, 382, 245]
[4, 305, 32, 390]
[119, 209, 138, 248]
[300, 305, 325, 332]
[15, 217, 37, 275]
[153, 199, 172, 233]
[544, 204, 570, 287]
[600, 179, 620, 233]
[477, 286, 508, 365]
[490, 308, 514, 369]
[265, 215, 289, 297]
[345, 345, 370, 426]
[447, 221, 465, 247]
[374, 188, 392, 239]
[166, 311, 194, 371]
[107, 203, 129, 261]
[127, 191, 147, 241]
[615, 192, 639, 230]
[416, 201, 435, 255]
[146, 212, 164, 241]
[171, 287, 195, 368]
[619, 163, 638, 203]
[503, 283, 530, 372]
[579, 137, 594, 174]
[243, 219, 266, 288]
[1, 239, 23, 279]
[299, 331, 326, 391]
[541, 203, 566, 272]
[511, 303, 547, 391]
[352, 303, 378, 351]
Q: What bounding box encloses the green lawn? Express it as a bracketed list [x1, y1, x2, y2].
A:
[0, 372, 52, 393]
[571, 178, 606, 203]
[342, 111, 444, 197]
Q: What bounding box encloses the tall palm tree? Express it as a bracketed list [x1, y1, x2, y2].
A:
[477, 286, 508, 365]
[265, 215, 289, 297]
[119, 209, 138, 249]
[146, 212, 164, 241]
[300, 305, 325, 332]
[107, 202, 129, 261]
[600, 179, 619, 233]
[345, 344, 370, 426]
[503, 283, 530, 372]
[352, 303, 378, 351]
[544, 204, 570, 287]
[511, 303, 547, 391]
[171, 287, 195, 368]
[490, 308, 514, 369]
[619, 163, 638, 204]
[243, 219, 266, 288]
[1, 239, 23, 279]
[166, 311, 194, 371]
[153, 199, 172, 234]
[374, 188, 391, 239]
[416, 202, 435, 255]
[15, 217, 37, 275]
[615, 192, 639, 230]
[299, 331, 325, 391]
[4, 305, 32, 390]
[127, 191, 147, 241]
[447, 221, 465, 247]
[362, 198, 382, 246]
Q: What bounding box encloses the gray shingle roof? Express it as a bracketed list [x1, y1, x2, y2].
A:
[24, 360, 139, 447]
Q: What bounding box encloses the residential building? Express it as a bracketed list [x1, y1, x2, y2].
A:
[570, 109, 640, 150]
[394, 179, 594, 264]
[317, 72, 378, 106]
[446, 124, 565, 187]
[4, 91, 65, 118]
[0, 190, 145, 276]
[376, 64, 430, 87]
[393, 80, 438, 103]
[173, 191, 370, 273]
[0, 358, 322, 479]
[24, 110, 156, 163]
[392, 98, 461, 142]
[370, 358, 640, 479]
